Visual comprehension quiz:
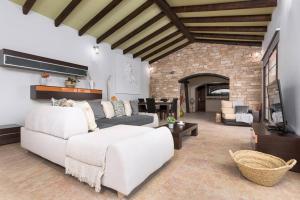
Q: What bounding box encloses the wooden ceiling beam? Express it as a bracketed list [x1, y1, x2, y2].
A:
[191, 33, 264, 41]
[187, 26, 267, 32]
[55, 0, 82, 27]
[133, 31, 181, 58]
[149, 41, 192, 64]
[195, 39, 262, 46]
[141, 36, 186, 61]
[79, 0, 123, 36]
[97, 0, 153, 43]
[180, 15, 271, 23]
[22, 0, 36, 15]
[153, 0, 194, 42]
[123, 22, 173, 54]
[111, 12, 165, 49]
[172, 0, 277, 13]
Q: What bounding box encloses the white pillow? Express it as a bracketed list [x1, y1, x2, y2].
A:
[74, 101, 97, 131]
[123, 100, 132, 116]
[101, 101, 115, 119]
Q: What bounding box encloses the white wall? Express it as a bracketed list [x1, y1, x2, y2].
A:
[0, 1, 150, 125]
[262, 0, 300, 135]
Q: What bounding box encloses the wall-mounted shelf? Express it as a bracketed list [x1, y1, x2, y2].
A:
[0, 49, 88, 77]
[31, 85, 102, 100]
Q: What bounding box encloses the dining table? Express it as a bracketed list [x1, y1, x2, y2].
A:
[138, 101, 177, 119]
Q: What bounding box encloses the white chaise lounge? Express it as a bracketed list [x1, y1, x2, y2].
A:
[21, 106, 174, 197]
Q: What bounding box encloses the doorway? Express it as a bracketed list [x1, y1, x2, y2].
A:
[196, 85, 206, 112]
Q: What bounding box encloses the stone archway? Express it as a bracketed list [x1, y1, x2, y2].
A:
[178, 73, 230, 113]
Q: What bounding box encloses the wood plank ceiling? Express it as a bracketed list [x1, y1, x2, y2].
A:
[12, 0, 277, 64]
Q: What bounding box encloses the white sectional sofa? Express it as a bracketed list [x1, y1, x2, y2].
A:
[21, 106, 174, 197]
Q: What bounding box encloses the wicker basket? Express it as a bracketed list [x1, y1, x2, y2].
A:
[229, 150, 297, 186]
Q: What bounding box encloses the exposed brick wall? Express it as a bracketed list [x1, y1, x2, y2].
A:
[150, 42, 262, 110]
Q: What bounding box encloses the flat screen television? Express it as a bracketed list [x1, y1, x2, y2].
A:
[267, 79, 287, 132]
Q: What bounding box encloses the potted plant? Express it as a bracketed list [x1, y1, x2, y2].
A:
[167, 115, 176, 129]
[65, 76, 79, 88]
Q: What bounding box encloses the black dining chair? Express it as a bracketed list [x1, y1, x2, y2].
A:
[160, 98, 169, 120]
[146, 98, 159, 114]
[170, 98, 178, 119]
[138, 98, 147, 112]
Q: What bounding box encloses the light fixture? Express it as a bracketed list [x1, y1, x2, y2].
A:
[93, 45, 100, 54]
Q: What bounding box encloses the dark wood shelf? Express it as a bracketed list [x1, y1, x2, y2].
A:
[31, 85, 102, 100]
[252, 123, 300, 173]
[0, 124, 21, 145]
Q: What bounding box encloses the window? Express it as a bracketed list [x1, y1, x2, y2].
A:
[262, 30, 279, 121]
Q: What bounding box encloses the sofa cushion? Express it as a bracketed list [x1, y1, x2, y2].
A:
[221, 107, 235, 114]
[112, 100, 126, 117]
[221, 100, 233, 108]
[123, 100, 132, 116]
[235, 106, 249, 114]
[88, 99, 106, 120]
[101, 101, 115, 119]
[74, 101, 97, 131]
[222, 113, 236, 120]
[130, 100, 139, 115]
[96, 114, 154, 127]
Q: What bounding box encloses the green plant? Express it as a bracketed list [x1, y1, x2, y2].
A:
[66, 76, 80, 84]
[167, 116, 176, 124]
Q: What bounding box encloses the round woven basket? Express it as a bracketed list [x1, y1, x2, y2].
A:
[229, 150, 297, 186]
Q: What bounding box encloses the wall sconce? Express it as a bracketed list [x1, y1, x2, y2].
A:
[93, 45, 100, 54]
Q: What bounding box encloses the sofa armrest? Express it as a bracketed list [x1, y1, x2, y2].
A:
[138, 112, 159, 127]
[103, 127, 174, 195]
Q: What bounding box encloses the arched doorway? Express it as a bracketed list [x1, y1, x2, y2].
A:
[179, 73, 230, 113]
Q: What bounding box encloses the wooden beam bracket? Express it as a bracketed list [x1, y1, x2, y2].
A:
[23, 0, 36, 15]
[55, 0, 82, 27]
[142, 36, 185, 61]
[149, 41, 191, 64]
[111, 12, 164, 49]
[195, 39, 262, 47]
[79, 0, 123, 36]
[180, 15, 272, 23]
[97, 0, 153, 43]
[172, 0, 277, 13]
[123, 22, 173, 54]
[133, 31, 181, 58]
[153, 0, 194, 42]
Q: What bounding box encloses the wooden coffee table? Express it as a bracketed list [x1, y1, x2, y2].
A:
[160, 122, 198, 149]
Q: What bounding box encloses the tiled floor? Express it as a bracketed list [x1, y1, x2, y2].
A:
[1, 112, 300, 200]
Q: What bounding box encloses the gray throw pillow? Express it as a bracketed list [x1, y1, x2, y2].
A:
[88, 99, 106, 120]
[130, 100, 139, 115]
[235, 106, 249, 114]
[112, 100, 126, 117]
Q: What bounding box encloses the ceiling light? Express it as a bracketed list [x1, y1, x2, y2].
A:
[93, 45, 100, 54]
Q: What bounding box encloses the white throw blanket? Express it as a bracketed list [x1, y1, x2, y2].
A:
[65, 125, 153, 192]
[235, 113, 253, 124]
[272, 111, 283, 124]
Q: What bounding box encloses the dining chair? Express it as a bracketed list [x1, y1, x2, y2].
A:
[160, 98, 168, 120]
[138, 98, 147, 112]
[146, 98, 159, 114]
[170, 98, 178, 119]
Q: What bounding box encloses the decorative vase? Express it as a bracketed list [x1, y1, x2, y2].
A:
[65, 80, 76, 88]
[89, 80, 95, 89]
[168, 123, 174, 129]
[40, 77, 48, 85]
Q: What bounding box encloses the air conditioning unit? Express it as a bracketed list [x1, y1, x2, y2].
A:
[0, 49, 88, 77]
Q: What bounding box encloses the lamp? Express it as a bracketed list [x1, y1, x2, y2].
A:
[93, 45, 100, 54]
